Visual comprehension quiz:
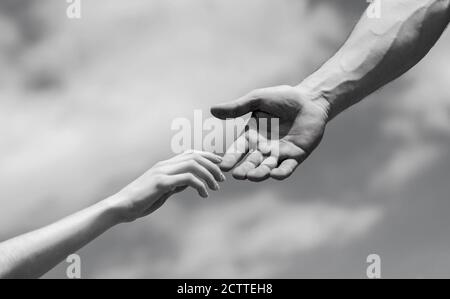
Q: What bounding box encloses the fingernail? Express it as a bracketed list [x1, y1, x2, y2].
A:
[220, 174, 226, 181]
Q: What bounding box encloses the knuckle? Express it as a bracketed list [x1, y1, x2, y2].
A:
[187, 160, 198, 169]
[192, 153, 202, 161]
[149, 168, 163, 177]
[153, 175, 166, 189]
[153, 165, 167, 174]
[185, 173, 196, 181]
[194, 177, 203, 186]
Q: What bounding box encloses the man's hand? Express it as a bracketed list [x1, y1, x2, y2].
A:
[211, 85, 330, 181]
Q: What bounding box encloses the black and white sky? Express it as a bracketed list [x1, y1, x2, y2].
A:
[0, 0, 449, 278]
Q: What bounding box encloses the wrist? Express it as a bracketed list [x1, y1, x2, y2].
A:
[99, 192, 133, 225]
[294, 83, 332, 123]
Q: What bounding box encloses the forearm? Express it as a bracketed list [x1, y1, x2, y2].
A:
[0, 196, 124, 279]
[0, 150, 223, 279]
[298, 0, 450, 119]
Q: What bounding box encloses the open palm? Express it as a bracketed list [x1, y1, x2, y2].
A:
[211, 85, 330, 181]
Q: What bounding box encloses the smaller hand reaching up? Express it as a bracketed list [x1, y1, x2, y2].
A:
[111, 150, 225, 222]
[211, 85, 330, 182]
[0, 150, 225, 279]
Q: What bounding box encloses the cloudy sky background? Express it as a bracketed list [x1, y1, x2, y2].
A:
[0, 0, 449, 278]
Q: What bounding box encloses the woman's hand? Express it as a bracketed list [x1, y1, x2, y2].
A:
[0, 150, 224, 278]
[108, 150, 225, 223]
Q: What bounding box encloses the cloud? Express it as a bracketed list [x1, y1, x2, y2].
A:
[175, 196, 381, 277]
[2, 0, 449, 278]
[92, 193, 381, 278]
[369, 34, 450, 193]
[369, 143, 445, 191]
[0, 0, 349, 233]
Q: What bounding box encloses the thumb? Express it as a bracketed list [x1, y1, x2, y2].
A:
[211, 92, 261, 119]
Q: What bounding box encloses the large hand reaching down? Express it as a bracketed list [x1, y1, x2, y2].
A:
[211, 85, 330, 182]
